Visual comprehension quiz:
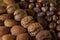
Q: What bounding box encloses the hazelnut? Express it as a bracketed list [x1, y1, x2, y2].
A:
[37, 0, 44, 3]
[2, 34, 15, 40]
[3, 0, 15, 5]
[49, 22, 56, 29]
[21, 16, 34, 28]
[57, 32, 60, 40]
[36, 30, 52, 40]
[56, 25, 60, 32]
[36, 2, 41, 8]
[4, 19, 18, 27]
[0, 14, 12, 21]
[52, 15, 58, 21]
[11, 25, 26, 36]
[28, 3, 34, 9]
[0, 6, 6, 13]
[0, 26, 10, 37]
[57, 20, 60, 24]
[6, 4, 19, 14]
[14, 9, 27, 21]
[28, 22, 43, 36]
[28, 0, 35, 2]
[16, 33, 30, 40]
[49, 7, 56, 11]
[41, 6, 48, 12]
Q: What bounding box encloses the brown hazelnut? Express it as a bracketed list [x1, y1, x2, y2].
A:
[14, 9, 27, 21]
[56, 25, 60, 32]
[2, 34, 15, 40]
[52, 15, 58, 21]
[0, 26, 10, 37]
[21, 16, 34, 28]
[11, 25, 26, 36]
[36, 2, 41, 8]
[28, 3, 34, 9]
[0, 14, 12, 21]
[0, 6, 6, 13]
[36, 30, 52, 40]
[37, 0, 44, 3]
[6, 4, 19, 14]
[49, 22, 56, 29]
[28, 22, 43, 36]
[28, 0, 35, 2]
[4, 19, 18, 27]
[16, 33, 30, 40]
[3, 0, 15, 5]
[57, 32, 60, 40]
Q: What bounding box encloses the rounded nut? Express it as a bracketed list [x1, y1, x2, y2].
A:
[2, 34, 15, 40]
[14, 9, 27, 21]
[57, 32, 60, 40]
[0, 6, 6, 13]
[0, 26, 10, 37]
[11, 25, 26, 36]
[57, 20, 60, 24]
[16, 33, 30, 40]
[28, 0, 35, 2]
[28, 22, 43, 36]
[36, 30, 52, 40]
[56, 25, 60, 32]
[0, 14, 12, 21]
[3, 0, 15, 5]
[4, 19, 18, 27]
[37, 0, 44, 3]
[21, 16, 34, 28]
[6, 4, 19, 14]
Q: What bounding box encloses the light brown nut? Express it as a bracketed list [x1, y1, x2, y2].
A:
[0, 14, 12, 21]
[21, 16, 34, 28]
[4, 19, 18, 27]
[6, 4, 19, 14]
[11, 25, 26, 36]
[16, 33, 30, 40]
[2, 34, 15, 40]
[3, 0, 15, 5]
[14, 9, 27, 21]
[28, 22, 43, 36]
[0, 26, 10, 37]
[0, 6, 6, 13]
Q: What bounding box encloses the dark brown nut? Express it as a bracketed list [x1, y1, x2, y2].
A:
[0, 21, 4, 26]
[21, 16, 34, 28]
[0, 6, 6, 13]
[0, 14, 12, 21]
[37, 16, 47, 28]
[16, 33, 30, 40]
[52, 15, 58, 21]
[45, 16, 52, 22]
[49, 1, 57, 7]
[36, 30, 52, 40]
[37, 0, 44, 3]
[33, 7, 41, 13]
[4, 19, 18, 27]
[57, 10, 60, 16]
[0, 26, 10, 37]
[41, 6, 48, 12]
[3, 0, 15, 5]
[28, 0, 35, 2]
[57, 20, 60, 24]
[19, 1, 28, 9]
[36, 2, 41, 8]
[25, 9, 35, 17]
[56, 25, 60, 32]
[28, 3, 34, 9]
[14, 9, 27, 21]
[49, 22, 56, 29]
[57, 32, 60, 40]
[11, 25, 26, 36]
[2, 34, 15, 40]
[37, 12, 45, 17]
[46, 11, 54, 16]
[49, 7, 56, 11]
[28, 22, 43, 36]
[6, 4, 19, 14]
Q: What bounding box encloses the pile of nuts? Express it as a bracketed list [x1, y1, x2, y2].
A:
[0, 0, 60, 40]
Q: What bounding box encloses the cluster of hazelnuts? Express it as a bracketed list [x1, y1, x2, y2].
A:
[0, 0, 60, 40]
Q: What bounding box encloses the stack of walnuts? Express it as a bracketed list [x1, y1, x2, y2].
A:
[0, 0, 59, 40]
